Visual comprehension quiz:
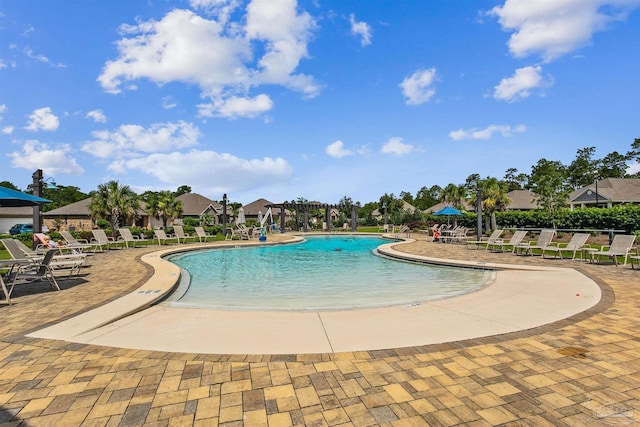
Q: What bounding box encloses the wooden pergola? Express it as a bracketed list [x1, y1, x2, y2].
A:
[266, 202, 358, 232]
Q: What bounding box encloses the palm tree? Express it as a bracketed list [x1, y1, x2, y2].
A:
[88, 181, 141, 237]
[470, 178, 510, 231]
[145, 190, 184, 228]
[441, 183, 467, 210]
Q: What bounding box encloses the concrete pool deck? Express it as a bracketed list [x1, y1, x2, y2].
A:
[1, 232, 639, 425]
[28, 236, 601, 355]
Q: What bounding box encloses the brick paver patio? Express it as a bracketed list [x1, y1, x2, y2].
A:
[0, 234, 638, 426]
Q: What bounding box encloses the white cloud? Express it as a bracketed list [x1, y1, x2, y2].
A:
[189, 0, 242, 24]
[326, 140, 354, 158]
[98, 2, 320, 119]
[25, 107, 59, 132]
[493, 65, 551, 102]
[86, 109, 107, 123]
[162, 96, 177, 109]
[489, 0, 640, 62]
[399, 68, 437, 105]
[2, 126, 14, 134]
[10, 140, 84, 174]
[116, 149, 292, 193]
[349, 14, 372, 46]
[0, 104, 7, 117]
[381, 137, 413, 155]
[198, 94, 273, 119]
[449, 124, 527, 141]
[81, 121, 200, 159]
[627, 161, 640, 175]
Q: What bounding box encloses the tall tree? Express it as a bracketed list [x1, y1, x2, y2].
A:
[503, 168, 527, 192]
[597, 151, 628, 179]
[175, 185, 192, 196]
[566, 147, 598, 189]
[526, 159, 569, 214]
[88, 181, 140, 237]
[627, 138, 640, 177]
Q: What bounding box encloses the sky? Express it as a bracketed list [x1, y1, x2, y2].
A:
[1, 0, 639, 206]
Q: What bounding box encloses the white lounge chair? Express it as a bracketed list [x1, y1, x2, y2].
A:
[590, 234, 636, 266]
[487, 230, 528, 253]
[60, 231, 97, 252]
[154, 229, 177, 245]
[91, 229, 116, 251]
[1, 238, 85, 277]
[466, 229, 504, 250]
[542, 233, 591, 260]
[194, 226, 215, 242]
[118, 228, 149, 248]
[514, 229, 556, 256]
[173, 225, 195, 243]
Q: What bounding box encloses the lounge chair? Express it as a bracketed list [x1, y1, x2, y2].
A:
[590, 234, 636, 266]
[118, 228, 149, 248]
[466, 229, 504, 250]
[5, 249, 60, 297]
[194, 226, 215, 242]
[442, 227, 472, 244]
[225, 225, 250, 241]
[542, 233, 591, 260]
[514, 229, 556, 256]
[487, 230, 528, 253]
[173, 225, 195, 243]
[154, 229, 177, 245]
[1, 238, 85, 276]
[91, 229, 116, 251]
[60, 231, 97, 252]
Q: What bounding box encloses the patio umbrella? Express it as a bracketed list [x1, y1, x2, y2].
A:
[236, 207, 246, 225]
[433, 205, 462, 226]
[0, 186, 51, 207]
[257, 210, 263, 225]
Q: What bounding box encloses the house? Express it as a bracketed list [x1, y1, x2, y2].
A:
[43, 198, 152, 231]
[173, 193, 222, 225]
[568, 178, 640, 209]
[505, 190, 539, 210]
[374, 200, 418, 217]
[0, 206, 33, 234]
[242, 198, 288, 225]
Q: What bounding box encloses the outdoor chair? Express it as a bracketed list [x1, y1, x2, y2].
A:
[487, 230, 528, 253]
[514, 229, 556, 256]
[542, 233, 591, 260]
[1, 238, 86, 276]
[60, 231, 97, 252]
[91, 229, 116, 251]
[173, 225, 195, 243]
[118, 228, 149, 248]
[5, 249, 61, 297]
[466, 229, 504, 250]
[590, 234, 636, 266]
[153, 229, 178, 245]
[194, 226, 215, 242]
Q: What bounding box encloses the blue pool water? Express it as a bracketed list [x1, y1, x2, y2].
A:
[167, 235, 493, 311]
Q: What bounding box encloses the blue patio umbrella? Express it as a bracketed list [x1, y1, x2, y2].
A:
[433, 206, 462, 216]
[0, 186, 51, 207]
[433, 205, 462, 226]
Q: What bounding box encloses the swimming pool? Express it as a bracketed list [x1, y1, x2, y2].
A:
[167, 235, 494, 311]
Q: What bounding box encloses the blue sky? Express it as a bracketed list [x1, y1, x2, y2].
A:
[1, 0, 639, 205]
